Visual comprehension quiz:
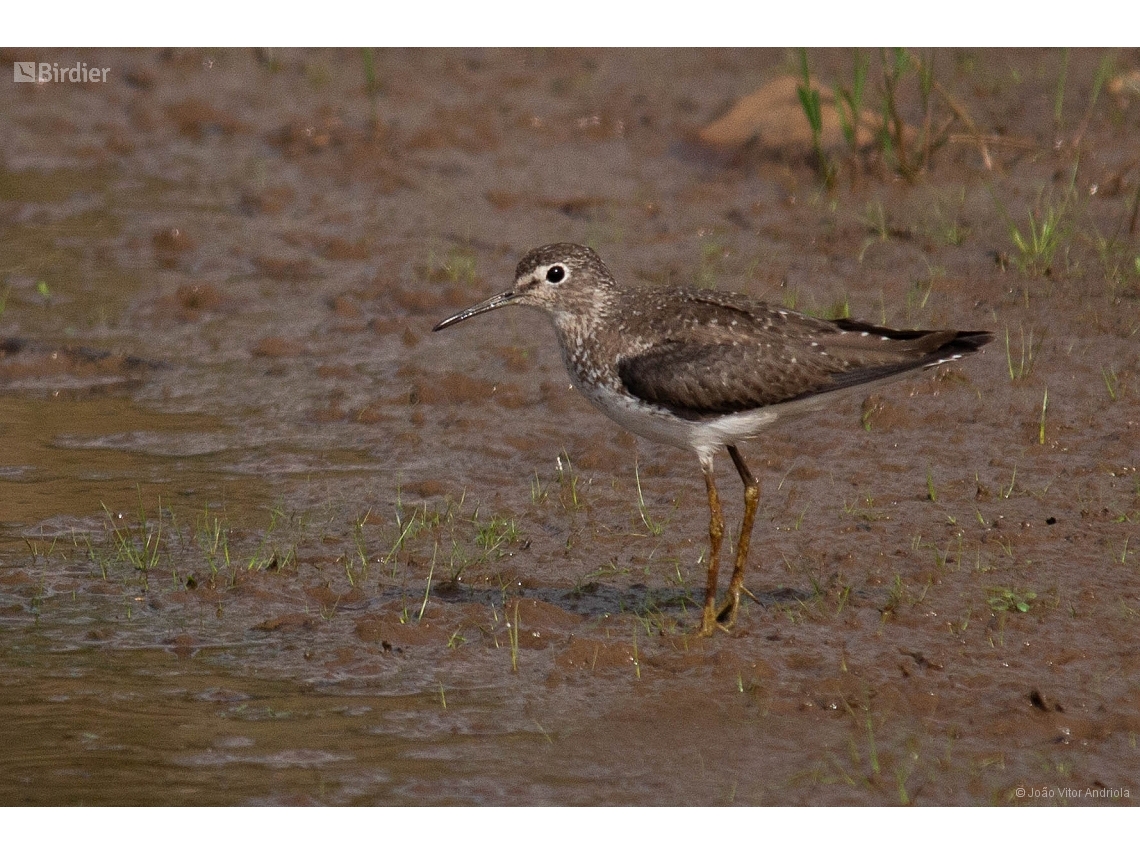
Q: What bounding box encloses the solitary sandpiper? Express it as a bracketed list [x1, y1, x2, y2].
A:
[433, 243, 992, 637]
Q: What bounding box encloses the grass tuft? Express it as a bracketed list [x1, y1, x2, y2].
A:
[1004, 324, 1042, 381]
[101, 491, 163, 581]
[634, 460, 663, 535]
[796, 49, 834, 187]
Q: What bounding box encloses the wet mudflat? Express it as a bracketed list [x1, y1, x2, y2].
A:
[1, 48, 1139, 805]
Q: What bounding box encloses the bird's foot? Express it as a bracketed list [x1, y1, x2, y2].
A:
[697, 602, 733, 637]
[714, 590, 741, 629]
[697, 607, 718, 637]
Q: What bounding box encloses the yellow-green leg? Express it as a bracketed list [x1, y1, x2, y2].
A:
[698, 456, 724, 637]
[716, 444, 760, 628]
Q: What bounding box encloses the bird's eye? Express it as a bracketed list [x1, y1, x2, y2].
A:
[545, 265, 565, 284]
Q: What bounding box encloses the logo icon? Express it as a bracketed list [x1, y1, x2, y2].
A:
[11, 61, 109, 84]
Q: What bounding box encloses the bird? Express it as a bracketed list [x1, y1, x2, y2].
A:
[433, 243, 992, 637]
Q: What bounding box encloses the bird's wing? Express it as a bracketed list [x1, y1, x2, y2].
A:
[616, 337, 841, 415]
[616, 298, 989, 417]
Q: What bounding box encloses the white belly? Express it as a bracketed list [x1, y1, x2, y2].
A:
[575, 379, 780, 460]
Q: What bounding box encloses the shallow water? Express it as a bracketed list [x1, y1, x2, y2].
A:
[1, 47, 1139, 805]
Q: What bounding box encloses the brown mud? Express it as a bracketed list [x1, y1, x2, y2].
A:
[1, 48, 1139, 805]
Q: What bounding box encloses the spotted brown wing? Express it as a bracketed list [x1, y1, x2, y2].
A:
[616, 311, 991, 419]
